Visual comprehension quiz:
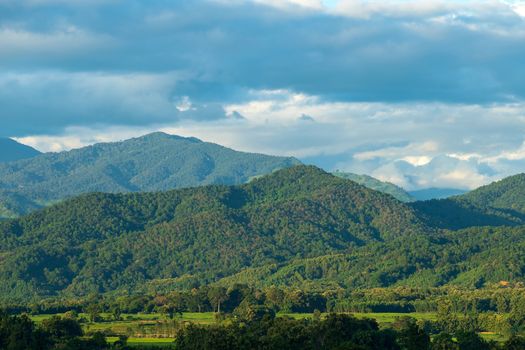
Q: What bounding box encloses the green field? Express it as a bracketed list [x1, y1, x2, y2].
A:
[30, 311, 507, 346]
[106, 337, 175, 348]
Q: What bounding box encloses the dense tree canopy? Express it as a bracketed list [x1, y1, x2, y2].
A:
[0, 132, 299, 218]
[2, 166, 525, 302]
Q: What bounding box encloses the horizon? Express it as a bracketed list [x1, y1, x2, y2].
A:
[5, 130, 510, 192]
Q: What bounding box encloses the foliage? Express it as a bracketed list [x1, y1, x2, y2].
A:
[0, 132, 300, 218]
[0, 166, 429, 301]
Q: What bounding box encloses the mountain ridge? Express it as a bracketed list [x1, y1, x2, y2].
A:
[0, 132, 300, 218]
[0, 165, 430, 301]
[1, 166, 525, 301]
[332, 172, 415, 202]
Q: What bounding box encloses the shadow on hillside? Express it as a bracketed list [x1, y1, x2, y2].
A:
[410, 199, 525, 230]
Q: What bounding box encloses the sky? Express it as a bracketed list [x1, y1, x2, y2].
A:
[2, 0, 525, 190]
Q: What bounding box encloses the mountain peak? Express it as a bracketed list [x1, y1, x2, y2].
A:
[0, 133, 301, 217]
[136, 132, 202, 143]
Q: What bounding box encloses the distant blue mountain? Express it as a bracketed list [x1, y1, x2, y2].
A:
[0, 138, 40, 163]
[409, 188, 467, 201]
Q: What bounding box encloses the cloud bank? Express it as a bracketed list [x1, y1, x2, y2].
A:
[3, 0, 525, 189]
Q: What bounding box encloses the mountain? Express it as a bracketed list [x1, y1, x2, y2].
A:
[0, 166, 429, 301]
[411, 174, 525, 229]
[409, 188, 467, 201]
[457, 173, 525, 212]
[3, 166, 525, 302]
[333, 172, 415, 202]
[0, 132, 300, 218]
[0, 138, 40, 163]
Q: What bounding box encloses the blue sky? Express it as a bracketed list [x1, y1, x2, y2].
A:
[2, 0, 525, 190]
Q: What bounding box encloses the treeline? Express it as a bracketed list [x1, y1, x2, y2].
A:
[3, 310, 525, 350]
[5, 285, 525, 335]
[7, 285, 525, 315]
[174, 314, 525, 350]
[0, 311, 131, 350]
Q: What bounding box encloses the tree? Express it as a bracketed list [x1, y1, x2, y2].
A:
[431, 333, 459, 350]
[41, 316, 83, 340]
[85, 302, 102, 323]
[504, 335, 525, 350]
[233, 299, 275, 322]
[454, 331, 490, 350]
[393, 317, 430, 350]
[0, 311, 50, 350]
[111, 305, 122, 321]
[208, 287, 228, 314]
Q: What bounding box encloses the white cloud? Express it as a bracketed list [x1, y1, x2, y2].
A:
[13, 89, 525, 190]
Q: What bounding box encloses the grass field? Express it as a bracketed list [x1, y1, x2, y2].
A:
[106, 337, 175, 348]
[30, 311, 507, 346]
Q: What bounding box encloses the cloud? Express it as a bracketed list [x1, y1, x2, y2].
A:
[0, 71, 233, 136]
[1, 1, 525, 106]
[298, 114, 316, 122]
[14, 89, 525, 189]
[3, 0, 525, 189]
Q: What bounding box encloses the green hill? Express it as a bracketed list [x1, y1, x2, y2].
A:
[0, 166, 428, 301]
[0, 138, 40, 163]
[333, 172, 414, 202]
[4, 167, 525, 302]
[0, 132, 300, 218]
[411, 174, 525, 229]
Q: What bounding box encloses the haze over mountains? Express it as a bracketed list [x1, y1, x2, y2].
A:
[333, 172, 415, 203]
[1, 165, 525, 302]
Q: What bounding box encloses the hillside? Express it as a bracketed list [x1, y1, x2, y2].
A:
[216, 225, 525, 290]
[0, 132, 300, 218]
[0, 166, 428, 301]
[0, 138, 40, 163]
[411, 174, 525, 229]
[333, 172, 414, 202]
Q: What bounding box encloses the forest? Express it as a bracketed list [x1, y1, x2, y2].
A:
[2, 165, 525, 347]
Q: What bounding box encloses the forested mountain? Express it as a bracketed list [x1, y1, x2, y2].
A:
[332, 172, 415, 202]
[3, 166, 525, 302]
[0, 166, 428, 301]
[411, 174, 525, 229]
[0, 132, 300, 218]
[0, 138, 40, 163]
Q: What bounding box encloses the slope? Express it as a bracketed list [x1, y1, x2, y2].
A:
[0, 166, 427, 301]
[0, 132, 300, 218]
[333, 172, 414, 202]
[411, 174, 525, 229]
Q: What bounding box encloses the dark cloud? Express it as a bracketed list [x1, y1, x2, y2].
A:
[1, 0, 525, 136]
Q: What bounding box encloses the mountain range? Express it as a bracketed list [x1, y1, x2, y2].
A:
[1, 165, 525, 302]
[0, 133, 300, 218]
[0, 133, 465, 219]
